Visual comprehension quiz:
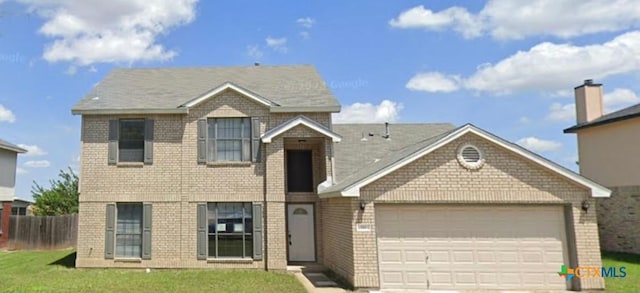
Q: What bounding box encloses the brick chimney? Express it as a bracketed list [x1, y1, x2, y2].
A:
[574, 79, 603, 124]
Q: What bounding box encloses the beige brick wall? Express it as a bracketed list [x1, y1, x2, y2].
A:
[597, 185, 640, 254]
[77, 89, 332, 270]
[319, 197, 355, 284]
[341, 133, 605, 290]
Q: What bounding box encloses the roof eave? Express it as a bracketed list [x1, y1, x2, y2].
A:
[270, 106, 341, 113]
[0, 145, 27, 153]
[71, 108, 189, 115]
[318, 189, 358, 198]
[564, 113, 640, 133]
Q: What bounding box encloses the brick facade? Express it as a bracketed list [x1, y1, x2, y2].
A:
[76, 90, 332, 270]
[597, 185, 640, 254]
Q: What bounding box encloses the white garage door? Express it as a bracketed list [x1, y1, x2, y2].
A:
[376, 205, 569, 291]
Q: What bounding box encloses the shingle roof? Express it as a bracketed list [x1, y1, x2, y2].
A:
[564, 102, 640, 133]
[72, 65, 341, 114]
[329, 123, 456, 191]
[324, 123, 610, 198]
[0, 138, 27, 153]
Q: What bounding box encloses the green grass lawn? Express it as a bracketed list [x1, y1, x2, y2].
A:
[0, 249, 306, 293]
[602, 251, 640, 292]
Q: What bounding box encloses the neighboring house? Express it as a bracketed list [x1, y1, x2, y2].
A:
[565, 80, 640, 254]
[0, 139, 27, 247]
[73, 65, 609, 291]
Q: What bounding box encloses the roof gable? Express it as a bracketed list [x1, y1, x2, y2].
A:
[321, 124, 610, 199]
[181, 82, 277, 109]
[262, 115, 342, 143]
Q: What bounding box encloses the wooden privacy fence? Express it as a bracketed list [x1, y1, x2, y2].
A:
[8, 214, 78, 250]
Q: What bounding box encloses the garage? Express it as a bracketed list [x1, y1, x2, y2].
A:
[376, 205, 570, 291]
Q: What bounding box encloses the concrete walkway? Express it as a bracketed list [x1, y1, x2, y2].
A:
[288, 264, 347, 293]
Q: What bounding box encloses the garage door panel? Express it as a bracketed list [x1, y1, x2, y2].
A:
[452, 251, 474, 263]
[376, 205, 569, 291]
[429, 271, 453, 286]
[405, 272, 428, 286]
[405, 250, 427, 264]
[427, 250, 451, 263]
[380, 271, 404, 285]
[379, 250, 402, 264]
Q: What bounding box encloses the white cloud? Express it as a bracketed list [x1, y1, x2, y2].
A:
[296, 17, 315, 28]
[604, 88, 640, 113]
[24, 160, 51, 168]
[17, 144, 48, 157]
[299, 31, 310, 39]
[467, 32, 640, 93]
[518, 116, 531, 124]
[65, 65, 77, 75]
[333, 100, 403, 123]
[390, 1, 640, 40]
[516, 137, 563, 152]
[265, 37, 287, 53]
[389, 5, 483, 38]
[419, 32, 640, 94]
[246, 45, 263, 59]
[19, 0, 197, 65]
[0, 104, 16, 123]
[406, 72, 460, 93]
[546, 103, 575, 122]
[16, 168, 28, 175]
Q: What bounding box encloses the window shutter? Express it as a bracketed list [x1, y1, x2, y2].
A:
[105, 204, 116, 259]
[108, 120, 119, 164]
[197, 119, 207, 164]
[144, 119, 154, 164]
[142, 203, 152, 260]
[252, 203, 263, 260]
[251, 117, 261, 162]
[197, 203, 207, 260]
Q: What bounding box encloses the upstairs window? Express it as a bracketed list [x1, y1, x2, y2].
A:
[108, 119, 154, 164]
[119, 119, 145, 162]
[207, 118, 251, 162]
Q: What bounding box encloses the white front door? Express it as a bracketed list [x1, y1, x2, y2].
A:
[287, 204, 316, 262]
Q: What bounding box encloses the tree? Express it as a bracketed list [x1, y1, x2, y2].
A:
[31, 168, 79, 216]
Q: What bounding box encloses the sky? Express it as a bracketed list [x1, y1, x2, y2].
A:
[1, 0, 640, 199]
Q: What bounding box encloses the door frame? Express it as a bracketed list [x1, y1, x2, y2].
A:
[286, 202, 317, 263]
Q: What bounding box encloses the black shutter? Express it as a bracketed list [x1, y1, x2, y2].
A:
[142, 203, 152, 260]
[197, 119, 207, 164]
[105, 204, 116, 259]
[252, 203, 263, 260]
[251, 117, 261, 162]
[108, 120, 119, 164]
[144, 119, 154, 164]
[197, 204, 207, 260]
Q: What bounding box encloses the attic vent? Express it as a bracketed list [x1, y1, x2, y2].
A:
[457, 144, 485, 170]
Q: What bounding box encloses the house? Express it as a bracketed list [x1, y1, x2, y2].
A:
[564, 79, 640, 255]
[0, 139, 27, 247]
[73, 65, 609, 291]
